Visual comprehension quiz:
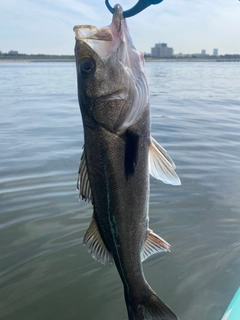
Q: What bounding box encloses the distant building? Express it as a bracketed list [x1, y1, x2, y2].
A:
[213, 48, 218, 56]
[151, 43, 174, 58]
[175, 53, 192, 58]
[201, 49, 206, 55]
[8, 50, 18, 55]
[0, 50, 2, 54]
[175, 52, 184, 57]
[144, 53, 151, 58]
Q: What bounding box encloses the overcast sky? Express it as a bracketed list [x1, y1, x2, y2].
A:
[0, 0, 239, 55]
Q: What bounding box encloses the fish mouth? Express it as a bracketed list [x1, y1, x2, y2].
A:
[73, 25, 113, 42]
[73, 24, 117, 59]
[73, 5, 124, 60]
[73, 5, 123, 41]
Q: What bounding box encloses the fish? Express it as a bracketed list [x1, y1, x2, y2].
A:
[73, 4, 181, 320]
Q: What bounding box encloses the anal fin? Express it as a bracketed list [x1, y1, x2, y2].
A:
[141, 229, 171, 262]
[83, 217, 114, 265]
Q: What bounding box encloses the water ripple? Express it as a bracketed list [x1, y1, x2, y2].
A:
[1, 62, 240, 320]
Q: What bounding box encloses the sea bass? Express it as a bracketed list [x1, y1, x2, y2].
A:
[74, 4, 180, 320]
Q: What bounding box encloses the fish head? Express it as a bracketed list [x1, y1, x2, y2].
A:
[74, 4, 148, 134]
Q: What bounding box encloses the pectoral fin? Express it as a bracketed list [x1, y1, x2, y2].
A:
[84, 217, 114, 265]
[77, 147, 93, 202]
[141, 229, 171, 262]
[149, 137, 181, 185]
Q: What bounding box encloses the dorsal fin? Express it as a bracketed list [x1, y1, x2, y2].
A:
[83, 217, 114, 265]
[77, 147, 93, 202]
[149, 137, 181, 186]
[141, 229, 170, 262]
[124, 130, 139, 180]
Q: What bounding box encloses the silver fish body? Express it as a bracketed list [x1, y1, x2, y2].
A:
[74, 4, 180, 320]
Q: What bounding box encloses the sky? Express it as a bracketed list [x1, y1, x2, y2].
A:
[0, 0, 239, 55]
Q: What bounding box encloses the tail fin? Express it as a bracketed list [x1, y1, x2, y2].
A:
[125, 287, 179, 320]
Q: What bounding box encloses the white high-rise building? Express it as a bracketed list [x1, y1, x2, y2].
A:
[213, 48, 218, 56]
[151, 43, 174, 58]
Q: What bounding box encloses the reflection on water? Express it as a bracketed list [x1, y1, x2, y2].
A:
[0, 62, 240, 320]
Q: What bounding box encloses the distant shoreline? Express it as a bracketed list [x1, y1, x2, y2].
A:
[0, 58, 239, 63]
[0, 58, 219, 63]
[0, 58, 75, 63]
[146, 58, 218, 62]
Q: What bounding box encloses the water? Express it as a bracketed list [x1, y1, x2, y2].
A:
[0, 61, 240, 320]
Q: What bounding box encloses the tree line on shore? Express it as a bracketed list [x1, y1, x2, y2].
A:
[0, 53, 75, 60]
[0, 52, 240, 60]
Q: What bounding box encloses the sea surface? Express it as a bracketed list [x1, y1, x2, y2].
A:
[0, 61, 240, 320]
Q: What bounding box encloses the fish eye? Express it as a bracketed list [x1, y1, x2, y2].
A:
[80, 58, 95, 75]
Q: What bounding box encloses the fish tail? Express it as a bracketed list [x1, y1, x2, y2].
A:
[124, 286, 179, 320]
